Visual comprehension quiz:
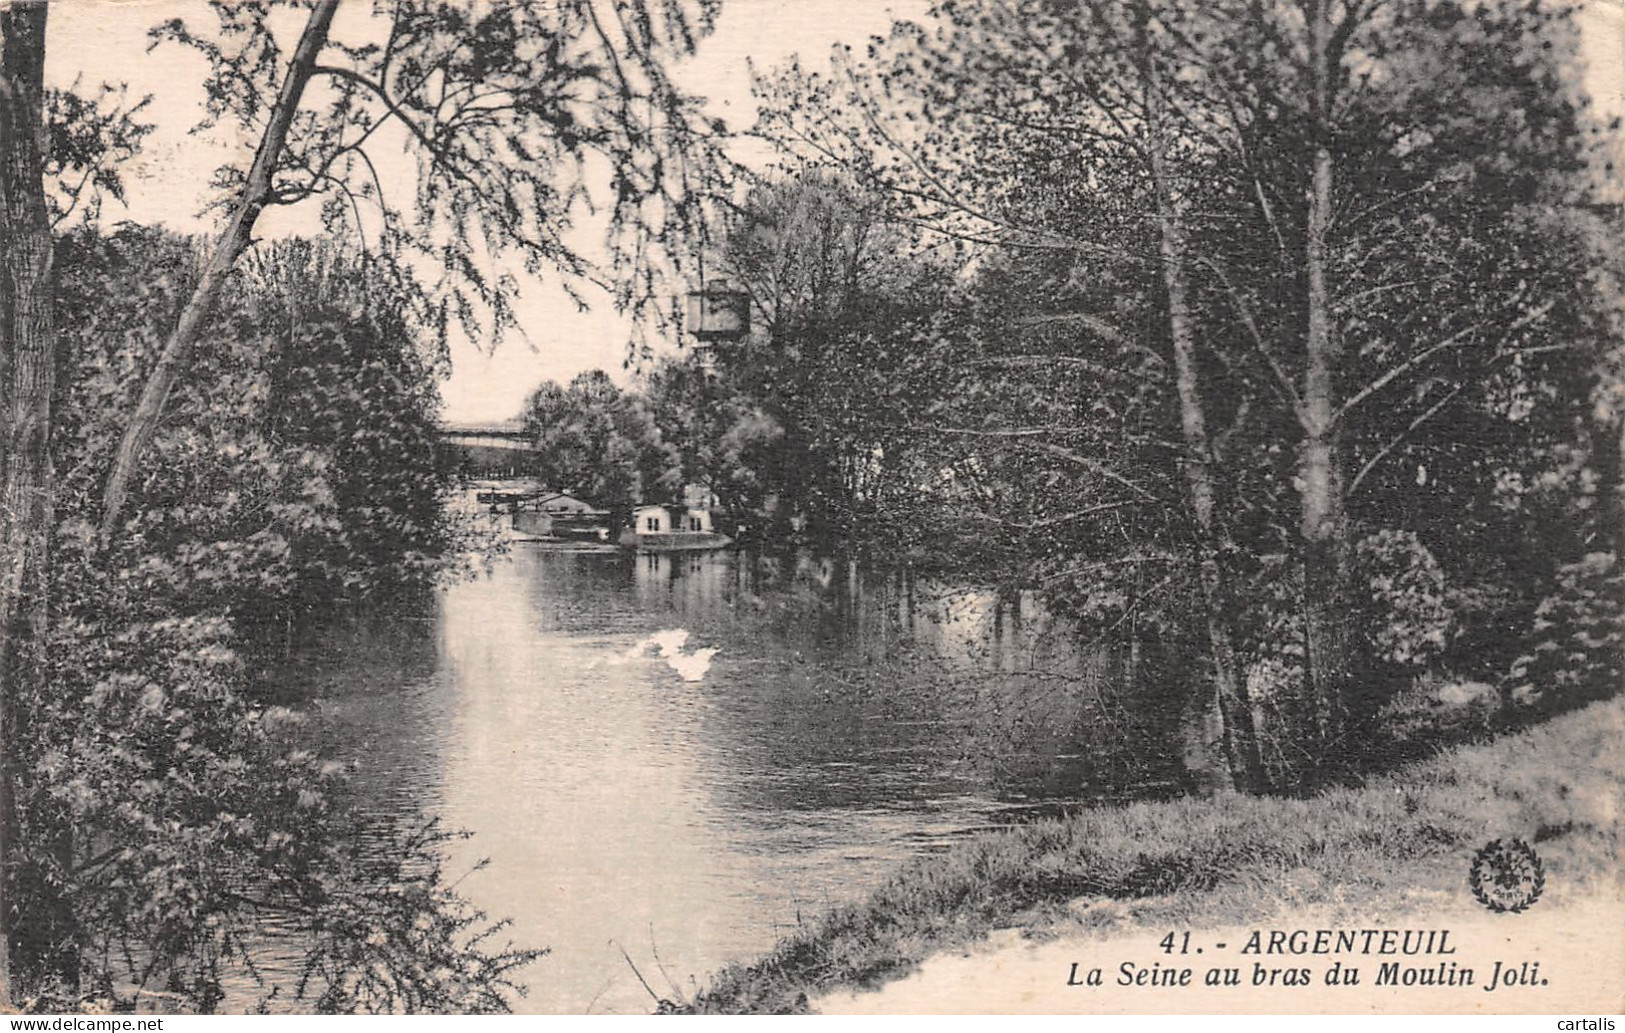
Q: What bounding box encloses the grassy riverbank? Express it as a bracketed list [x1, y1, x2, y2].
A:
[687, 695, 1625, 1014]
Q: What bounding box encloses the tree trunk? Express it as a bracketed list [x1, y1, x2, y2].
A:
[0, 1, 60, 1003]
[1140, 19, 1266, 795]
[1155, 197, 1267, 796]
[98, 0, 340, 537]
[1299, 0, 1352, 781]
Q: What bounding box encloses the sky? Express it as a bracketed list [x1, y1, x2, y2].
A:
[41, 0, 1625, 425]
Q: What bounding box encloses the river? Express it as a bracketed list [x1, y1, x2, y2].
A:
[273, 545, 1181, 1013]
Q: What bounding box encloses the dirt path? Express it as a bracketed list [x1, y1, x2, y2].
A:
[813, 893, 1625, 1015]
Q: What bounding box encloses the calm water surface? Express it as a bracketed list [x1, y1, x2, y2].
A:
[290, 547, 1139, 1013]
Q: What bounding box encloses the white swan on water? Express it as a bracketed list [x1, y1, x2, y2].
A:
[629, 628, 720, 683]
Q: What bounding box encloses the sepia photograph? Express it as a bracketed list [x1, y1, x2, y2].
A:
[0, 0, 1622, 1017]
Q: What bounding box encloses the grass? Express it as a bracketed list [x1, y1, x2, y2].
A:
[684, 694, 1625, 1014]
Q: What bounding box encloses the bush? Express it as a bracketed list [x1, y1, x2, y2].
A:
[1505, 551, 1624, 714]
[1357, 530, 1454, 669]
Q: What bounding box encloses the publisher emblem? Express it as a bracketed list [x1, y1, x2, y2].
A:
[1469, 838, 1545, 913]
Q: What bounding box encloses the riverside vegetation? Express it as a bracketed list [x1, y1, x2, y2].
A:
[36, 228, 540, 1012]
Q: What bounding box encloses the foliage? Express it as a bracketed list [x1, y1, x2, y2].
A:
[519, 370, 677, 508]
[243, 241, 454, 612]
[639, 352, 767, 516]
[6, 224, 540, 1012]
[287, 822, 543, 1015]
[7, 0, 734, 1008]
[149, 0, 731, 343]
[1505, 551, 1625, 713]
[1357, 530, 1454, 669]
[517, 172, 969, 553]
[53, 227, 453, 623]
[7, 0, 1622, 1007]
[43, 81, 153, 229]
[30, 605, 539, 1013]
[742, 0, 1623, 788]
[1370, 674, 1501, 757]
[692, 173, 968, 552]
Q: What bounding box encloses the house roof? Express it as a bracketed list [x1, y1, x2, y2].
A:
[534, 492, 608, 514]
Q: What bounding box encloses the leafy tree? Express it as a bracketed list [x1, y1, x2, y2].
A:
[697, 172, 962, 552]
[1164, 0, 1617, 770]
[12, 223, 537, 1011]
[100, 0, 730, 534]
[43, 82, 152, 230]
[753, 1, 1272, 788]
[244, 240, 452, 612]
[520, 370, 677, 508]
[751, 0, 1620, 789]
[639, 353, 745, 509]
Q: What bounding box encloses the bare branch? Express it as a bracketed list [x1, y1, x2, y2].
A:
[1198, 255, 1308, 422]
[101, 0, 343, 536]
[1348, 382, 1463, 495]
[1333, 296, 1558, 426]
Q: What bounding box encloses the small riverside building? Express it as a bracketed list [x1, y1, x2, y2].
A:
[679, 485, 720, 532]
[624, 491, 730, 551]
[631, 501, 716, 535]
[633, 504, 674, 534]
[513, 491, 610, 538]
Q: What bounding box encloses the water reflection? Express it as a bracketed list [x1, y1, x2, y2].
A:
[284, 548, 1174, 1013]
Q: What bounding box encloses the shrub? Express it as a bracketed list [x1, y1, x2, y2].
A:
[1505, 551, 1624, 713]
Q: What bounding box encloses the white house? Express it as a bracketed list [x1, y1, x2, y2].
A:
[633, 504, 672, 534]
[632, 502, 718, 535]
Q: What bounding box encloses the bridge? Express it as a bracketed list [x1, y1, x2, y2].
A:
[437, 420, 535, 452]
